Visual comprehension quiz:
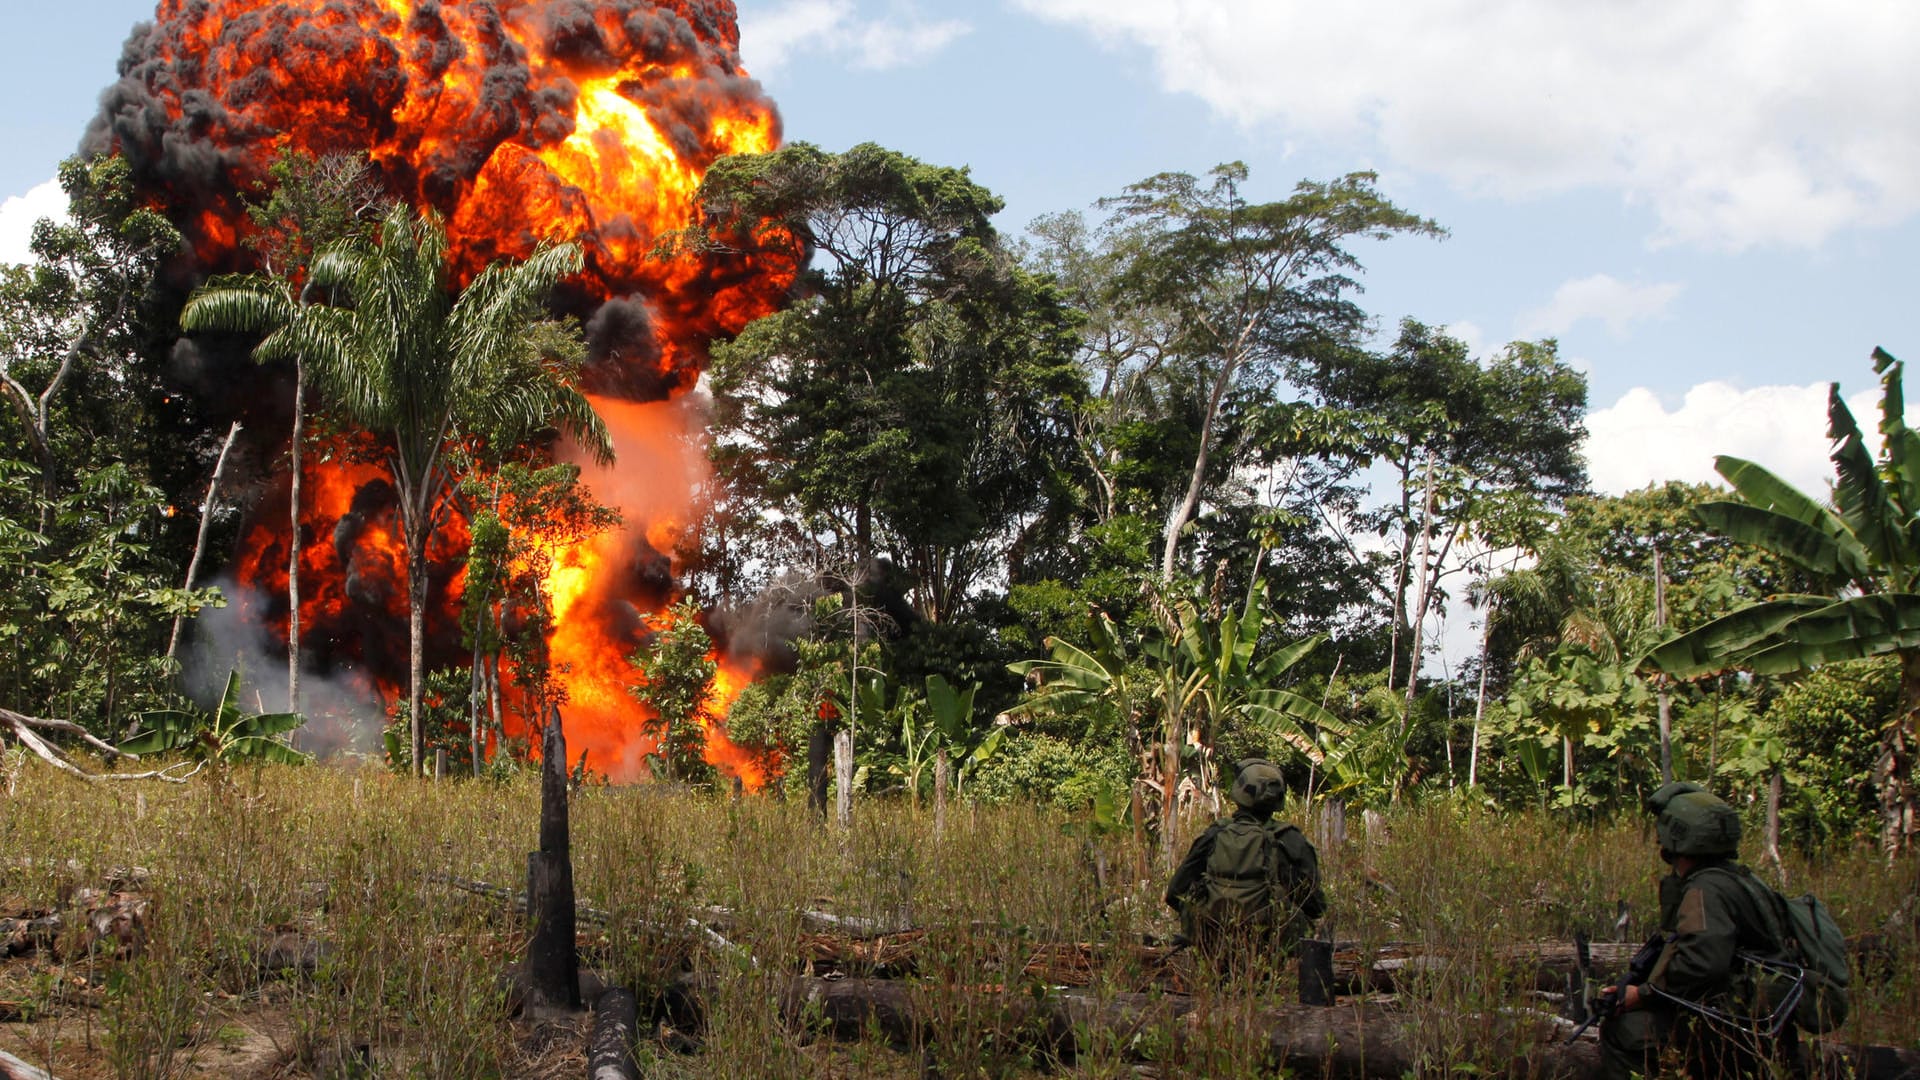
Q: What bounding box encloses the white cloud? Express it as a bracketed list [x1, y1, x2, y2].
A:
[1009, 0, 1920, 250]
[1516, 274, 1684, 340]
[740, 0, 969, 75]
[1442, 319, 1489, 361]
[1582, 380, 1894, 497]
[0, 178, 67, 265]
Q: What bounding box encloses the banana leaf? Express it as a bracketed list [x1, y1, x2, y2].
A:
[1827, 385, 1914, 570]
[1643, 595, 1836, 677]
[1694, 501, 1870, 584]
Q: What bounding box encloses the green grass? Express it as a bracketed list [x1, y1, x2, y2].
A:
[0, 765, 1913, 1077]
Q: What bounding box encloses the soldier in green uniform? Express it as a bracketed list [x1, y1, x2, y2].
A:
[1599, 782, 1800, 1079]
[1164, 758, 1326, 976]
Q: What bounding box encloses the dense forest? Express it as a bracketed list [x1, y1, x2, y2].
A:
[2, 138, 1912, 866]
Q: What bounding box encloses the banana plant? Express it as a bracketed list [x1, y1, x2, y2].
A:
[923, 674, 1006, 795]
[1644, 349, 1920, 854]
[121, 669, 310, 766]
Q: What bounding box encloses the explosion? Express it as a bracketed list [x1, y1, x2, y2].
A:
[85, 0, 797, 783]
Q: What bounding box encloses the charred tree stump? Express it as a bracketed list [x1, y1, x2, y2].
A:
[807, 721, 832, 819]
[588, 987, 641, 1080]
[523, 705, 580, 1015]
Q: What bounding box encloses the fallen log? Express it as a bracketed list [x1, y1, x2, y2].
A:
[669, 974, 1920, 1079]
[0, 709, 202, 784]
[588, 987, 641, 1080]
[685, 973, 1600, 1078]
[0, 1049, 57, 1080]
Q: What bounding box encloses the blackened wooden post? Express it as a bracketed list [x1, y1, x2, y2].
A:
[807, 720, 832, 819]
[524, 703, 579, 1013]
[1299, 938, 1336, 1006]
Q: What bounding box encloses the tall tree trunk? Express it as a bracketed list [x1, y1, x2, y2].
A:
[1653, 546, 1672, 785]
[1469, 598, 1493, 787]
[834, 728, 855, 829]
[469, 629, 485, 777]
[168, 420, 244, 663]
[1765, 770, 1784, 882]
[1400, 452, 1437, 723]
[288, 359, 305, 715]
[1384, 461, 1415, 693]
[1159, 351, 1242, 581]
[408, 530, 428, 778]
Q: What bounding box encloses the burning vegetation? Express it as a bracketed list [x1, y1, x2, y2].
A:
[83, 0, 799, 783]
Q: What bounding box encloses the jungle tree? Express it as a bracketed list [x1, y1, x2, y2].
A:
[693, 143, 1083, 623]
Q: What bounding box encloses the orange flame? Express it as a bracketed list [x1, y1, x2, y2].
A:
[106, 0, 797, 784]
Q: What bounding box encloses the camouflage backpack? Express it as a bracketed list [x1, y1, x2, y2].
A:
[1771, 889, 1851, 1033]
[1714, 866, 1852, 1033]
[1201, 819, 1320, 944]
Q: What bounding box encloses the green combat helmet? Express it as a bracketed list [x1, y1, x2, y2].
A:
[1644, 780, 1708, 816]
[1229, 759, 1285, 813]
[1655, 789, 1742, 858]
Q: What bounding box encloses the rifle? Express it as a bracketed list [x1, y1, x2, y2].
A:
[1565, 932, 1666, 1044]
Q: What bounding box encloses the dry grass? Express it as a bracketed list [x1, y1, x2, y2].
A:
[1, 765, 1913, 1077]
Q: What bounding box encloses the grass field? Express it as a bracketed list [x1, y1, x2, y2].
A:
[1, 762, 1914, 1078]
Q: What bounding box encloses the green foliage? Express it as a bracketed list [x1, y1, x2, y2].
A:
[122, 668, 308, 765]
[1763, 659, 1895, 841]
[0, 459, 219, 730]
[630, 597, 719, 784]
[698, 143, 1084, 619]
[967, 731, 1133, 810]
[380, 667, 480, 775]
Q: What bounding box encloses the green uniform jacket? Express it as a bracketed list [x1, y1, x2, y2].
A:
[1647, 859, 1786, 1004]
[1164, 810, 1327, 922]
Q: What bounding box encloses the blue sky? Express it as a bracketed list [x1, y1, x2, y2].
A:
[4, 0, 1918, 498]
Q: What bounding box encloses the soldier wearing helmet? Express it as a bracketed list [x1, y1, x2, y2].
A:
[1164, 758, 1326, 973]
[1599, 782, 1799, 1078]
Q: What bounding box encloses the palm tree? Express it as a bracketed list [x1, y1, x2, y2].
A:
[306, 205, 612, 775]
[1649, 349, 1920, 855]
